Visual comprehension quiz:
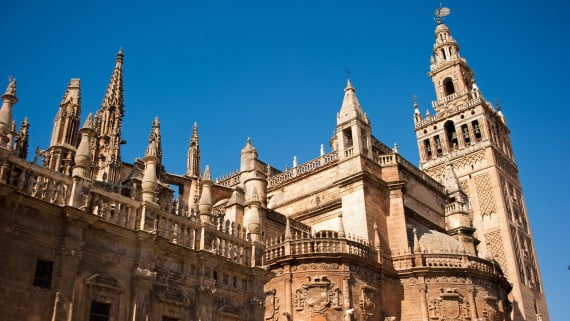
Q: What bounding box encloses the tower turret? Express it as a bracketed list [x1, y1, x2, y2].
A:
[92, 49, 125, 182]
[46, 78, 81, 173]
[334, 79, 372, 159]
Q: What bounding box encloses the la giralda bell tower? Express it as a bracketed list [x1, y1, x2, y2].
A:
[413, 10, 549, 321]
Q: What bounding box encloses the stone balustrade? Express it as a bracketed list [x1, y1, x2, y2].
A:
[263, 230, 375, 263]
[392, 252, 496, 275]
[0, 153, 258, 267]
[216, 170, 240, 187]
[416, 96, 485, 129]
[1, 155, 72, 206]
[267, 151, 338, 188]
[444, 202, 468, 215]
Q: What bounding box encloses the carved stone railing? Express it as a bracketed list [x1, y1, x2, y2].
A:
[88, 188, 140, 229]
[267, 151, 338, 188]
[431, 89, 469, 109]
[416, 96, 485, 129]
[263, 231, 375, 264]
[444, 202, 468, 215]
[0, 150, 260, 268]
[1, 155, 72, 206]
[216, 170, 240, 187]
[392, 252, 496, 275]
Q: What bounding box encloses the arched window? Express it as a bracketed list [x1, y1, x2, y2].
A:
[443, 78, 455, 96]
[444, 120, 458, 150]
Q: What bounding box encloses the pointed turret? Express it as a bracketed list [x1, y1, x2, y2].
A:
[334, 79, 372, 159]
[141, 118, 161, 202]
[0, 78, 17, 143]
[337, 79, 368, 125]
[50, 78, 81, 148]
[92, 49, 126, 182]
[186, 122, 200, 177]
[46, 78, 82, 173]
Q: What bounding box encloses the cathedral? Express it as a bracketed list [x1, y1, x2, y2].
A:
[0, 11, 549, 321]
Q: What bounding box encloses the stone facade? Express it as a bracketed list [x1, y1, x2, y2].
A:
[0, 13, 547, 321]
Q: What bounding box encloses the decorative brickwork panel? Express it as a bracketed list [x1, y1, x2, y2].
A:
[453, 150, 486, 172]
[474, 174, 496, 216]
[484, 231, 509, 279]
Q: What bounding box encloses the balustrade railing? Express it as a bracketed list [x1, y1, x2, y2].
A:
[392, 252, 496, 274]
[1, 155, 72, 206]
[267, 151, 338, 188]
[263, 231, 375, 263]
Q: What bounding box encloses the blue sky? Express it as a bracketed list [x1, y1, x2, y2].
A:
[2, 0, 569, 318]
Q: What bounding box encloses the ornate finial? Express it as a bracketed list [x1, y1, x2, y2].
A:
[413, 228, 421, 253]
[4, 76, 16, 97]
[344, 67, 352, 80]
[145, 117, 162, 158]
[83, 113, 93, 129]
[203, 165, 211, 180]
[338, 213, 346, 238]
[393, 143, 399, 154]
[284, 216, 292, 240]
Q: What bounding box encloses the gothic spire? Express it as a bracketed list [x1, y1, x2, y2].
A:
[50, 78, 81, 148]
[187, 122, 201, 177]
[101, 48, 124, 114]
[337, 79, 368, 125]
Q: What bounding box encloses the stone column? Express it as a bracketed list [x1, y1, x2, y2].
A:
[284, 265, 292, 316]
[419, 284, 429, 321]
[342, 275, 351, 321]
[468, 287, 479, 321]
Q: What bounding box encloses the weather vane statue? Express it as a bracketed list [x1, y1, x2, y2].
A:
[434, 3, 451, 24]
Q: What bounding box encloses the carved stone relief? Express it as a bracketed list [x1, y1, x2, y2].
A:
[427, 288, 470, 321]
[359, 285, 377, 321]
[264, 289, 279, 321]
[294, 276, 341, 313]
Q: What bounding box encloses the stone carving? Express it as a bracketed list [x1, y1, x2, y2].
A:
[428, 288, 470, 321]
[294, 276, 341, 313]
[264, 289, 279, 321]
[359, 285, 377, 321]
[482, 296, 500, 321]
